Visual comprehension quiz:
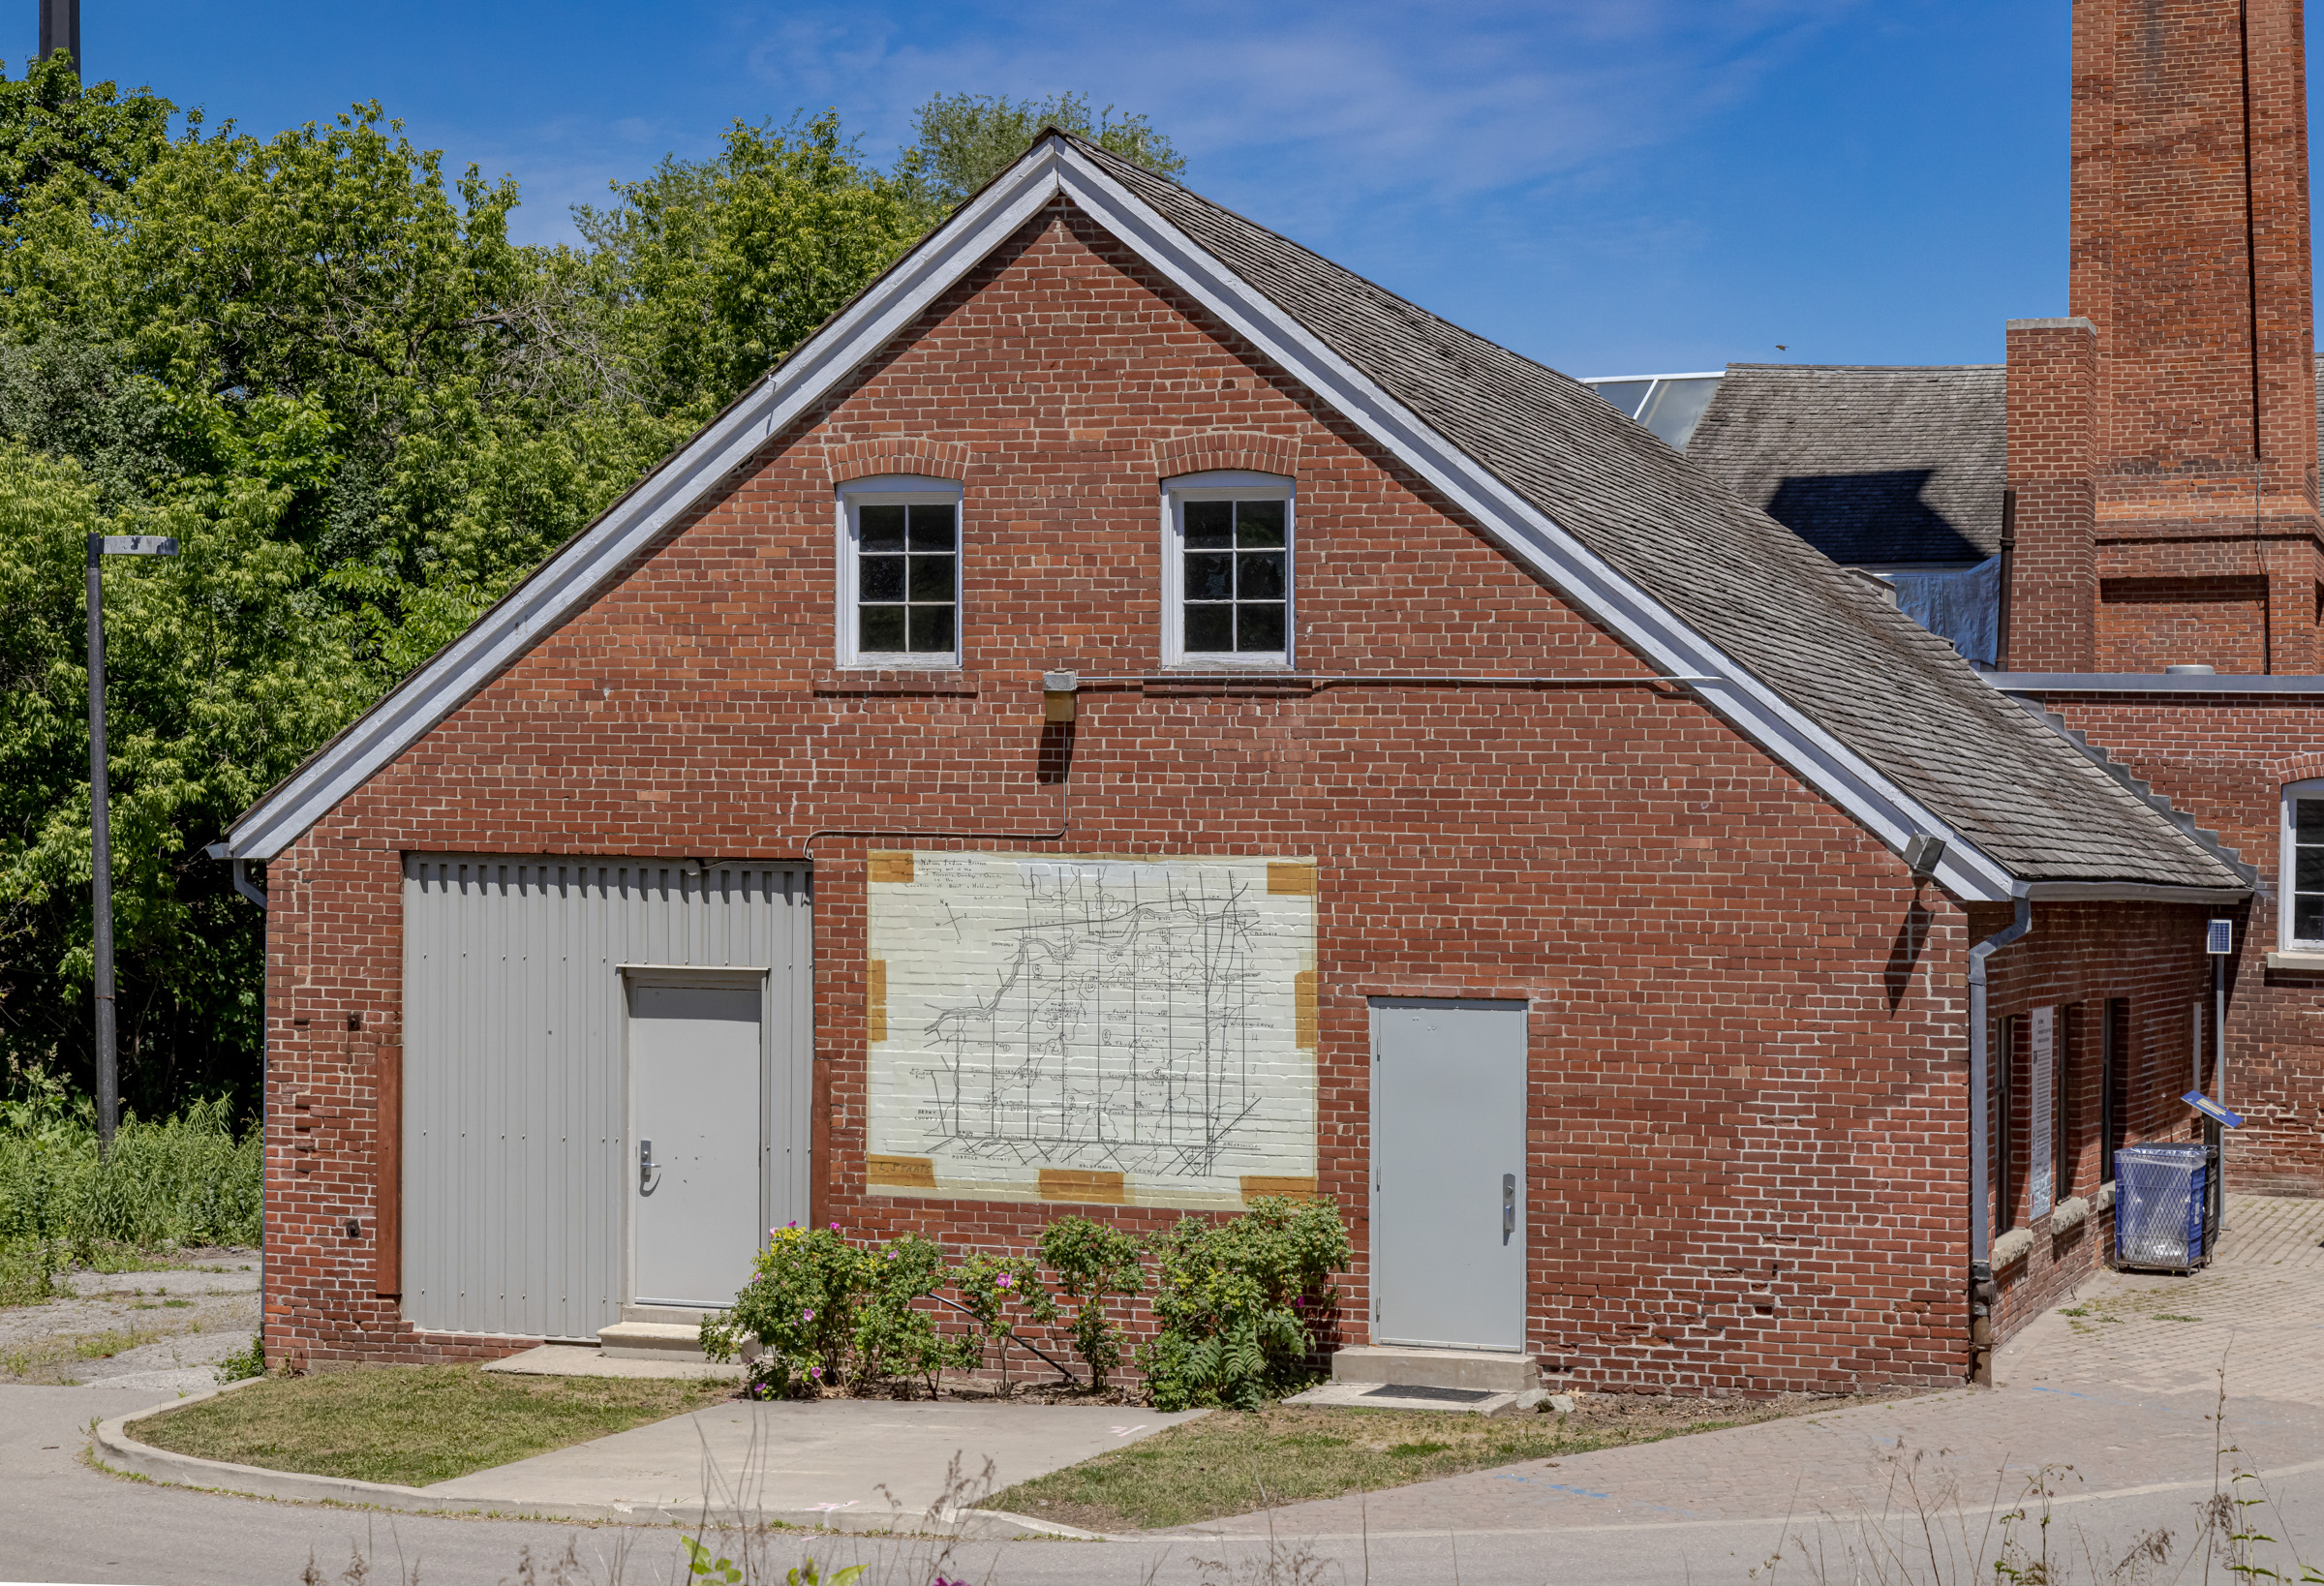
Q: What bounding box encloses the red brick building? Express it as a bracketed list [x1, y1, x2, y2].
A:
[1675, 0, 2324, 1216]
[217, 128, 2256, 1395]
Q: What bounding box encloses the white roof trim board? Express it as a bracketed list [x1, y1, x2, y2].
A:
[223, 136, 2212, 904]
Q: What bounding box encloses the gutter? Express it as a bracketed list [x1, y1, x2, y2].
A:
[1983, 672, 2324, 695]
[1966, 889, 2033, 1386]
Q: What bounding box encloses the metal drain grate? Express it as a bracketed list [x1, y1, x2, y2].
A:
[1361, 1383, 1497, 1403]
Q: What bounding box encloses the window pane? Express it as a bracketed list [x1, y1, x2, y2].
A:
[2298, 896, 2324, 943]
[1236, 500, 1285, 547]
[1185, 604, 1233, 652]
[1185, 552, 1235, 600]
[1185, 501, 1233, 547]
[1238, 551, 1285, 599]
[859, 604, 906, 652]
[860, 555, 906, 600]
[908, 603, 955, 654]
[860, 503, 906, 552]
[907, 554, 955, 601]
[2300, 799, 2324, 841]
[1237, 602, 1285, 652]
[2299, 849, 2324, 891]
[1591, 380, 1653, 418]
[907, 503, 956, 551]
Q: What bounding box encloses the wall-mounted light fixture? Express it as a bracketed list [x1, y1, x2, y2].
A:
[1043, 669, 1079, 723]
[1903, 832, 1946, 878]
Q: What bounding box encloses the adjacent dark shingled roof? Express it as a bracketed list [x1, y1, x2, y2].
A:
[1686, 364, 2004, 565]
[1074, 137, 2244, 889]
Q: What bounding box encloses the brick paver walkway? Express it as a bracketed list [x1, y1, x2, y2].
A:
[1184, 1195, 2324, 1538]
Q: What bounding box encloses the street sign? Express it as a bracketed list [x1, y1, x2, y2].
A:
[2183, 1090, 2243, 1128]
[95, 535, 178, 557]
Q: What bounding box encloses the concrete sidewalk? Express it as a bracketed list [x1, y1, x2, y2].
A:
[420, 1397, 1205, 1531]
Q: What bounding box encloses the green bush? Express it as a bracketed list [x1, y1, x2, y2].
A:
[952, 1249, 1056, 1394]
[1038, 1214, 1146, 1390]
[700, 1222, 867, 1397]
[1140, 1196, 1353, 1412]
[850, 1233, 968, 1398]
[0, 1073, 260, 1291]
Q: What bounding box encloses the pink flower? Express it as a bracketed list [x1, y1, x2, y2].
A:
[830, 1221, 841, 1231]
[994, 1273, 1013, 1289]
[803, 1308, 815, 1322]
[810, 1365, 822, 1379]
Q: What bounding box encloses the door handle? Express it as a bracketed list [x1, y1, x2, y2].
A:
[1503, 1173, 1515, 1243]
[640, 1138, 658, 1193]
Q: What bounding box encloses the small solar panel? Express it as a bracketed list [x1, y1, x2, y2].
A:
[2208, 919, 2233, 955]
[1361, 1383, 1497, 1404]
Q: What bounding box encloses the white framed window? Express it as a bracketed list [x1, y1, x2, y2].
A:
[2282, 780, 2324, 948]
[1161, 471, 1295, 667]
[836, 475, 963, 668]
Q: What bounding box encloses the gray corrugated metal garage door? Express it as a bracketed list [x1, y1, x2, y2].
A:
[401, 856, 810, 1340]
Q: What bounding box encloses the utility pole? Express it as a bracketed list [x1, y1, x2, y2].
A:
[38, 0, 77, 71]
[88, 533, 176, 1154]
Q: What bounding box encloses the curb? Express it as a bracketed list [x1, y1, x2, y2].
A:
[92, 1388, 1095, 1540]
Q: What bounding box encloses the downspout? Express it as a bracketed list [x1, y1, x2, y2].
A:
[1966, 887, 2033, 1386]
[206, 845, 267, 1358]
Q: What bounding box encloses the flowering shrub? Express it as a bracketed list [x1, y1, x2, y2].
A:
[850, 1233, 964, 1398]
[1037, 1214, 1146, 1389]
[701, 1222, 867, 1397]
[952, 1250, 1055, 1394]
[1139, 1196, 1352, 1411]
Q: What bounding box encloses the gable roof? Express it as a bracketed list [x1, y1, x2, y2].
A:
[222, 133, 2248, 902]
[1685, 363, 2005, 565]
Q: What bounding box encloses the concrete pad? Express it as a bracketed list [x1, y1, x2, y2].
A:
[484, 1344, 746, 1381]
[420, 1397, 1208, 1531]
[1286, 1380, 1541, 1417]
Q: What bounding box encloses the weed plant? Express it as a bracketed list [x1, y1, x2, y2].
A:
[0, 1072, 260, 1296]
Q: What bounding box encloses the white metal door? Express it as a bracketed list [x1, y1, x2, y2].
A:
[1371, 998, 1527, 1351]
[629, 978, 764, 1308]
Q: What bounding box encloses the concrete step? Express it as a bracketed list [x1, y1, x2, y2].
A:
[622, 1303, 711, 1327]
[1288, 1380, 1544, 1417]
[598, 1321, 710, 1361]
[1330, 1344, 1537, 1394]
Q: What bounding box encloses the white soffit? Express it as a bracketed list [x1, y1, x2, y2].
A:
[226, 137, 2019, 901]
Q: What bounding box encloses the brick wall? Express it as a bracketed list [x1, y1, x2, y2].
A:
[1975, 901, 2217, 1340]
[2031, 691, 2324, 1197]
[262, 202, 2200, 1391]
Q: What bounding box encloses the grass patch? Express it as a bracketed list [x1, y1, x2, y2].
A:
[3, 1323, 164, 1380]
[130, 1364, 735, 1487]
[994, 1393, 1849, 1532]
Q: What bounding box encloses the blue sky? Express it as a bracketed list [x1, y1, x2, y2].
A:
[47, 3, 2096, 375]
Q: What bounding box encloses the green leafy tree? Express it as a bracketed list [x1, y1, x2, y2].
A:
[0, 59, 1185, 1115]
[573, 111, 926, 426]
[899, 91, 1184, 218]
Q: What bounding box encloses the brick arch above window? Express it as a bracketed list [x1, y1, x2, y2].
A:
[2275, 757, 2324, 787]
[1153, 430, 1301, 482]
[826, 438, 973, 485]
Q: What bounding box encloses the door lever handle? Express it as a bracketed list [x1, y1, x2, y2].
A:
[1503, 1173, 1515, 1243]
[640, 1138, 658, 1193]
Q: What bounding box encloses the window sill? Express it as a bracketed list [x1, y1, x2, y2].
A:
[2266, 950, 2324, 971]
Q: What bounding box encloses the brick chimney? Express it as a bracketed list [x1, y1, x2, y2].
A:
[2005, 0, 2321, 674]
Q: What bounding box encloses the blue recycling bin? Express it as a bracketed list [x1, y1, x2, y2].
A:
[2114, 1143, 2209, 1272]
